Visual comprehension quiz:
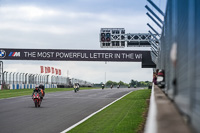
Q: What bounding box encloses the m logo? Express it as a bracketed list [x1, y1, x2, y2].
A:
[9, 52, 20, 57]
[0, 50, 6, 58]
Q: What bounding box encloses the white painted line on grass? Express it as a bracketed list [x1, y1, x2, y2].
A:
[60, 91, 133, 133]
[144, 84, 157, 133]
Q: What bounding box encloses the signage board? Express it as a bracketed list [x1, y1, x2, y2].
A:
[0, 48, 156, 68]
[0, 48, 149, 62]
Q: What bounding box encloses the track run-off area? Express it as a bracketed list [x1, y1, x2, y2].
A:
[0, 88, 142, 133]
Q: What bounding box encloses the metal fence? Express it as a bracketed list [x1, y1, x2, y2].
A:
[1, 71, 93, 88]
[3, 72, 49, 85]
[157, 0, 200, 132]
[0, 61, 3, 85]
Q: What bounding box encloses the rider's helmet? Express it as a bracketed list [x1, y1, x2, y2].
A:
[39, 84, 45, 90]
[35, 85, 39, 90]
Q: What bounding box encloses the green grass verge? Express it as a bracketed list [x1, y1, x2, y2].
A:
[0, 87, 100, 99]
[68, 89, 151, 133]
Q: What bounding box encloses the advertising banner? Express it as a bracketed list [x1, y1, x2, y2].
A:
[0, 48, 151, 62]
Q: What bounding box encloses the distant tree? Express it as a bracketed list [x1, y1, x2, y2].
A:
[118, 81, 124, 85]
[130, 80, 137, 87]
[130, 80, 151, 87]
[106, 80, 151, 88]
[118, 81, 129, 87]
[106, 80, 113, 86]
[106, 80, 118, 86]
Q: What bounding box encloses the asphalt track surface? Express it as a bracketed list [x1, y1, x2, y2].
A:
[0, 88, 140, 133]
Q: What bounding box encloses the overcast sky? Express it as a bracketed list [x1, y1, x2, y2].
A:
[0, 0, 167, 84]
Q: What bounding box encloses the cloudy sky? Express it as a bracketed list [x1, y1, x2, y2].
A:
[0, 0, 167, 84]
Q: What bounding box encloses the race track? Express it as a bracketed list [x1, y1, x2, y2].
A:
[0, 88, 140, 133]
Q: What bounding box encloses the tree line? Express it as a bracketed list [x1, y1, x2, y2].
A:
[105, 80, 151, 87]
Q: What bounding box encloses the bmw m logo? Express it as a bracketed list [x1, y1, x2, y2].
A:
[9, 52, 20, 57]
[0, 50, 6, 58]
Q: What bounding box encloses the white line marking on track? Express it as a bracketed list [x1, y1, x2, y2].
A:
[60, 91, 133, 133]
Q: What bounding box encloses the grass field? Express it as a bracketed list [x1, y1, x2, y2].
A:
[0, 87, 99, 99]
[67, 89, 151, 133]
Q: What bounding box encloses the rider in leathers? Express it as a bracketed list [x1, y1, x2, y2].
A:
[32, 86, 42, 99]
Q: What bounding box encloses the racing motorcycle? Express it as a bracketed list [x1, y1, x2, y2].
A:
[32, 92, 42, 108]
[74, 85, 78, 93]
[74, 83, 80, 93]
[74, 87, 78, 93]
[110, 85, 113, 89]
[102, 84, 105, 90]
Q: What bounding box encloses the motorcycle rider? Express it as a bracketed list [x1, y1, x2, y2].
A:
[117, 84, 120, 89]
[102, 84, 105, 89]
[39, 84, 45, 91]
[77, 83, 80, 91]
[32, 85, 42, 99]
[39, 84, 45, 97]
[110, 84, 113, 89]
[74, 83, 78, 92]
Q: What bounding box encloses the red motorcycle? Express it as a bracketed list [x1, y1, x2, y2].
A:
[32, 92, 42, 108]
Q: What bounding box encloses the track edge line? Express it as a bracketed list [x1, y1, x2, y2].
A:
[60, 90, 133, 133]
